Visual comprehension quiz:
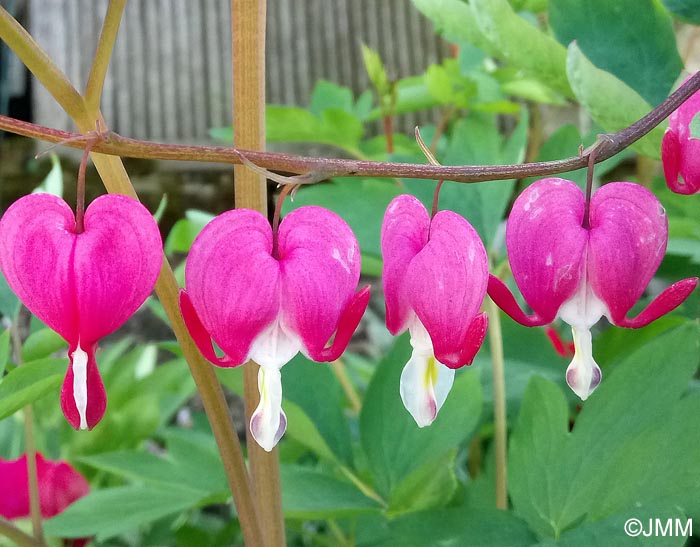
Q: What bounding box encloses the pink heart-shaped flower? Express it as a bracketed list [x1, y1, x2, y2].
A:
[0, 193, 162, 429]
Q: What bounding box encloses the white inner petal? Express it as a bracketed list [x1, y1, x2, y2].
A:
[72, 342, 89, 431]
[557, 279, 608, 330]
[248, 316, 302, 370]
[400, 318, 455, 427]
[565, 326, 602, 400]
[250, 366, 287, 451]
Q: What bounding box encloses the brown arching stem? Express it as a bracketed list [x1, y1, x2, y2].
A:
[2, 71, 700, 184]
[272, 184, 298, 259]
[583, 145, 597, 230]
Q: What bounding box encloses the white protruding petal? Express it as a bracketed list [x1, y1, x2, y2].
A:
[565, 326, 602, 400]
[249, 316, 302, 369]
[72, 343, 89, 431]
[250, 366, 287, 451]
[558, 279, 608, 330]
[400, 346, 455, 427]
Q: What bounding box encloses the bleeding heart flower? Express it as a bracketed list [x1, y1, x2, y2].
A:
[662, 81, 700, 194]
[0, 193, 163, 430]
[0, 452, 90, 547]
[179, 206, 370, 451]
[381, 194, 488, 427]
[488, 178, 698, 399]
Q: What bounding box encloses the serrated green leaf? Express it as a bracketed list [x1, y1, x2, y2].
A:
[0, 358, 64, 420]
[310, 79, 355, 117]
[566, 43, 664, 158]
[361, 44, 390, 98]
[44, 485, 204, 541]
[360, 335, 482, 497]
[550, 0, 681, 105]
[280, 465, 381, 519]
[509, 323, 700, 539]
[471, 0, 573, 97]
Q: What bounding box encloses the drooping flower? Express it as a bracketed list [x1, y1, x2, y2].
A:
[662, 82, 700, 194]
[179, 206, 370, 451]
[0, 193, 163, 429]
[488, 178, 698, 399]
[381, 194, 489, 427]
[0, 452, 89, 519]
[0, 452, 90, 547]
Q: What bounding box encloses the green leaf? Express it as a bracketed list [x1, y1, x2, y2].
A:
[44, 485, 204, 541]
[411, 0, 496, 55]
[280, 465, 381, 519]
[509, 323, 700, 539]
[282, 178, 402, 273]
[310, 79, 355, 117]
[360, 335, 482, 497]
[282, 354, 354, 466]
[661, 0, 700, 23]
[0, 358, 64, 420]
[566, 43, 664, 158]
[388, 450, 459, 517]
[375, 507, 537, 547]
[0, 329, 10, 377]
[471, 0, 573, 97]
[21, 328, 66, 362]
[361, 44, 391, 98]
[32, 154, 63, 197]
[165, 209, 215, 254]
[550, 0, 681, 105]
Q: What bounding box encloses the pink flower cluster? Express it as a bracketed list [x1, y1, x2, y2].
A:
[0, 173, 697, 451]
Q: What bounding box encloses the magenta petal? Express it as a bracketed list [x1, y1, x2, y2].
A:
[381, 195, 430, 335]
[278, 206, 364, 360]
[74, 194, 163, 343]
[0, 453, 90, 520]
[487, 275, 549, 326]
[445, 311, 488, 369]
[403, 209, 488, 368]
[179, 291, 237, 367]
[587, 182, 668, 324]
[507, 178, 588, 321]
[308, 285, 371, 361]
[185, 209, 281, 366]
[0, 194, 79, 341]
[60, 343, 106, 430]
[662, 130, 687, 194]
[617, 277, 698, 328]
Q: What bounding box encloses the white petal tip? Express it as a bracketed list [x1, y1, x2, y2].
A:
[250, 367, 287, 451]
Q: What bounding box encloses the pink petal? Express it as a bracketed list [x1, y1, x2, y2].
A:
[179, 291, 237, 367]
[587, 182, 668, 325]
[661, 130, 685, 193]
[403, 209, 489, 368]
[60, 342, 106, 430]
[506, 178, 588, 324]
[616, 277, 698, 328]
[73, 194, 163, 344]
[678, 138, 700, 194]
[487, 275, 549, 327]
[184, 209, 281, 366]
[0, 194, 162, 345]
[277, 206, 366, 361]
[0, 453, 89, 520]
[0, 194, 78, 341]
[381, 195, 430, 335]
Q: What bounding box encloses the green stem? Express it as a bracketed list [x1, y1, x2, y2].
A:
[85, 0, 126, 113]
[231, 0, 285, 545]
[0, 517, 47, 547]
[485, 296, 508, 510]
